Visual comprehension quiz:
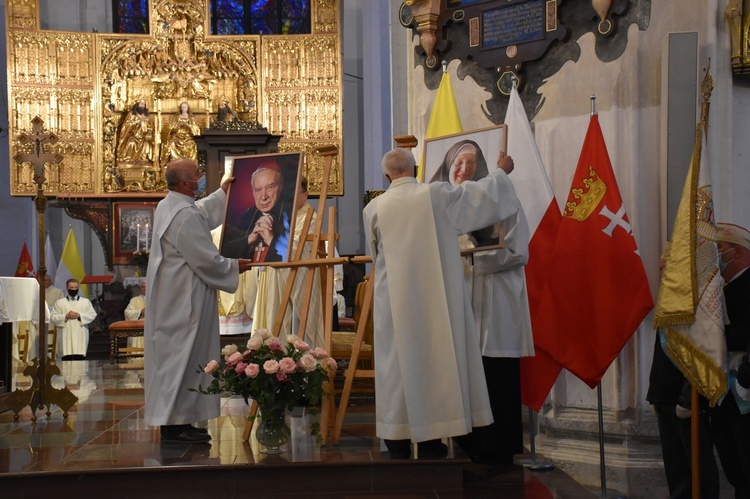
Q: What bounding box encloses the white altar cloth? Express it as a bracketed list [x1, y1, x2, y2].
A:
[0, 277, 50, 361]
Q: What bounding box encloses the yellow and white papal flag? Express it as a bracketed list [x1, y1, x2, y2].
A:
[418, 70, 463, 179]
[54, 228, 89, 298]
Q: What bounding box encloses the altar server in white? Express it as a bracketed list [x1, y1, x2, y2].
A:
[144, 158, 252, 444]
[51, 278, 97, 358]
[363, 148, 520, 459]
[455, 209, 534, 464]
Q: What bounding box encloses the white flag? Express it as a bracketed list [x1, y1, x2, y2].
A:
[45, 232, 58, 283]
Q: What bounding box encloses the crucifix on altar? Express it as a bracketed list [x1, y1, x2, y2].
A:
[7, 116, 78, 420]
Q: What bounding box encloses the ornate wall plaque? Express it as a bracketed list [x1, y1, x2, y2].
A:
[404, 0, 647, 122]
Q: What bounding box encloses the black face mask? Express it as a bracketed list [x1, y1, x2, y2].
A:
[68, 289, 79, 298]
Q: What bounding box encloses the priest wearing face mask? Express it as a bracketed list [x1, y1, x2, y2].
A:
[144, 158, 253, 444]
[50, 278, 97, 360]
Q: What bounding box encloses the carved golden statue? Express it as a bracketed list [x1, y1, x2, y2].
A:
[162, 101, 201, 164]
[117, 100, 155, 168]
[216, 100, 236, 122]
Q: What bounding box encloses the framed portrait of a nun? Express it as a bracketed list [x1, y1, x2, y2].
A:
[422, 125, 508, 253]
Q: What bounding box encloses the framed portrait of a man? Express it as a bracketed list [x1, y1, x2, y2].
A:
[423, 125, 508, 252]
[220, 152, 304, 264]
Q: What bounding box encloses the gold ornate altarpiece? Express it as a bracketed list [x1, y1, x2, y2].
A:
[6, 0, 342, 197]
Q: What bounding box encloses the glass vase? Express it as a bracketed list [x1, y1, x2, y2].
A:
[255, 406, 290, 454]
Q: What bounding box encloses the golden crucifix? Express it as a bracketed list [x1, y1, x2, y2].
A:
[8, 116, 77, 421]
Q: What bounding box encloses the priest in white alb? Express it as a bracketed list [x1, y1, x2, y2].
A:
[252, 175, 324, 347]
[43, 274, 64, 308]
[363, 148, 520, 459]
[144, 158, 252, 444]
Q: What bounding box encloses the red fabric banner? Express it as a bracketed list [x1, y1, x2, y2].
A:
[15, 242, 36, 278]
[532, 115, 653, 388]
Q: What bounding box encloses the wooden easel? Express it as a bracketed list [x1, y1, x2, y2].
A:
[241, 145, 348, 443]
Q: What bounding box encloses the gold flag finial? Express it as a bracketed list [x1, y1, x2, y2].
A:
[701, 59, 714, 136]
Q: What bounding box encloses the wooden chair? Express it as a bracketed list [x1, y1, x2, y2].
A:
[107, 320, 145, 363]
[47, 327, 57, 358]
[331, 275, 373, 393]
[16, 323, 30, 363]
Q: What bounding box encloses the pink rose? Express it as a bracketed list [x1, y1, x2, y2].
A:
[221, 344, 239, 357]
[245, 363, 260, 378]
[268, 338, 283, 351]
[263, 359, 280, 374]
[311, 347, 329, 359]
[294, 339, 310, 352]
[235, 362, 248, 374]
[326, 357, 338, 371]
[279, 357, 297, 374]
[299, 353, 317, 372]
[242, 349, 253, 360]
[226, 351, 243, 366]
[276, 371, 288, 382]
[204, 360, 220, 374]
[246, 334, 263, 350]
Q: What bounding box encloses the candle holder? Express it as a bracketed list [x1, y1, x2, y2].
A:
[132, 250, 149, 277]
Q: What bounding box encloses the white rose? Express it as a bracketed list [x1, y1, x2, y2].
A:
[221, 344, 238, 357]
[247, 334, 263, 350]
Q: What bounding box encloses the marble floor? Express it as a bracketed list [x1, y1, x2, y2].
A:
[0, 359, 596, 498]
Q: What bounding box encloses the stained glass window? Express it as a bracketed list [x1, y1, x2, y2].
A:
[113, 0, 149, 34]
[210, 0, 311, 35]
[111, 1, 311, 36]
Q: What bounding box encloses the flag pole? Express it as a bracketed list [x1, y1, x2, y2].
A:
[589, 95, 626, 499]
[688, 58, 713, 499]
[517, 407, 554, 470]
[511, 71, 554, 472]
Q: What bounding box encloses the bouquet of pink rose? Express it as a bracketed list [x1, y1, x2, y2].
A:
[192, 328, 337, 417]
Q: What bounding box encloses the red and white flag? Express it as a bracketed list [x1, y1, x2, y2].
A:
[15, 242, 36, 278]
[532, 114, 653, 388]
[502, 86, 565, 410]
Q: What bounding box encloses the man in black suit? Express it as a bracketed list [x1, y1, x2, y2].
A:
[713, 223, 750, 498]
[647, 244, 719, 499]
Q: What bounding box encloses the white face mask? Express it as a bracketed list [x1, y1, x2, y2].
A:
[719, 248, 734, 273]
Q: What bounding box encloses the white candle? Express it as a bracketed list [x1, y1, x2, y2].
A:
[145, 223, 149, 250]
[137, 223, 141, 252]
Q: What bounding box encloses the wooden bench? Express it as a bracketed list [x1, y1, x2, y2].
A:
[108, 320, 145, 363]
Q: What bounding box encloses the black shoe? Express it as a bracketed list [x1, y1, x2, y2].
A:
[191, 426, 209, 435]
[417, 440, 448, 459]
[384, 439, 411, 459]
[162, 428, 211, 444]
